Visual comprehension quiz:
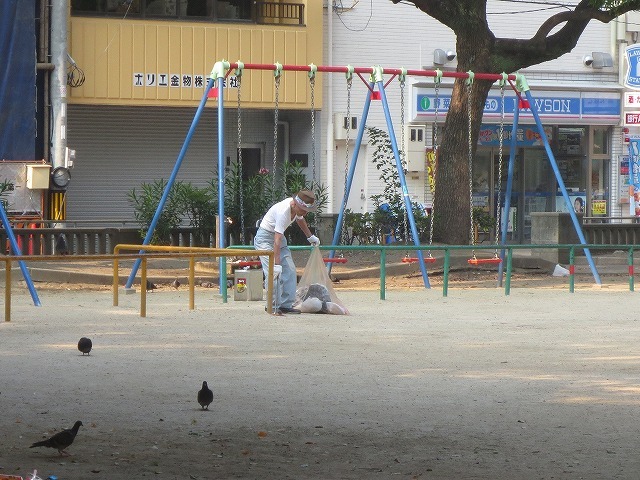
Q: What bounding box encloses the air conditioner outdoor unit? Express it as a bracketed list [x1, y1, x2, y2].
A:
[334, 114, 358, 140]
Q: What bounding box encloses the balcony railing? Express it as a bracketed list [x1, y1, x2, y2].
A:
[72, 1, 305, 26]
[256, 2, 305, 25]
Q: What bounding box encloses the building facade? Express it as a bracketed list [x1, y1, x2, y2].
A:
[63, 1, 635, 244]
[65, 0, 322, 222]
[323, 1, 635, 243]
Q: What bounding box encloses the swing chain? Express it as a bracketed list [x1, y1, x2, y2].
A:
[309, 75, 317, 230]
[494, 82, 506, 251]
[341, 76, 353, 246]
[272, 74, 280, 200]
[400, 77, 409, 243]
[237, 75, 245, 244]
[466, 77, 475, 252]
[429, 80, 440, 250]
[310, 76, 316, 188]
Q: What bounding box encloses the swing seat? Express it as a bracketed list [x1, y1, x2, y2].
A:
[233, 259, 348, 267]
[402, 256, 436, 264]
[323, 257, 347, 264]
[232, 260, 262, 268]
[467, 256, 502, 266]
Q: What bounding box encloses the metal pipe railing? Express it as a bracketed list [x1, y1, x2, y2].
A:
[3, 243, 637, 322]
[2, 247, 275, 322]
[231, 243, 639, 298]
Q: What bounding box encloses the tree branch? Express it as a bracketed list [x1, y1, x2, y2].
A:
[532, 2, 614, 41]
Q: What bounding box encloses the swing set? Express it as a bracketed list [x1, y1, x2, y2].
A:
[124, 60, 603, 291]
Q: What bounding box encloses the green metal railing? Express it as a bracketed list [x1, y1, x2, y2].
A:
[231, 243, 638, 299]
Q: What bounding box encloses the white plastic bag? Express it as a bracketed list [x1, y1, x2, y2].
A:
[552, 264, 570, 277]
[293, 247, 348, 314]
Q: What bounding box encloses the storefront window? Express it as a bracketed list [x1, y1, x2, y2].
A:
[592, 128, 609, 155]
[590, 127, 611, 217]
[555, 127, 587, 213]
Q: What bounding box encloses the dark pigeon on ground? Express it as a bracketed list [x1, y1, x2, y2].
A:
[77, 337, 92, 355]
[197, 381, 213, 410]
[171, 278, 181, 289]
[29, 420, 83, 456]
[146, 280, 157, 292]
[55, 234, 69, 255]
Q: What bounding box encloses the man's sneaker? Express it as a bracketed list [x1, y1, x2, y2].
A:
[279, 306, 301, 314]
[265, 306, 285, 315]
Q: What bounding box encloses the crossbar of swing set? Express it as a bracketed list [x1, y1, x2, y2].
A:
[217, 62, 524, 287]
[224, 62, 519, 83]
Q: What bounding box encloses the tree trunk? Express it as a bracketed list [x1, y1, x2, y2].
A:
[434, 36, 494, 245]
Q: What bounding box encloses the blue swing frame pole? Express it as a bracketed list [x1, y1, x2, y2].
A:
[328, 80, 373, 271]
[376, 68, 430, 288]
[217, 66, 228, 300]
[522, 87, 601, 285]
[125, 73, 217, 289]
[497, 99, 520, 286]
[0, 203, 41, 306]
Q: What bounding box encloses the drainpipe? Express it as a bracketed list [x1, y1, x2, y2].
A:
[38, 0, 52, 162]
[50, 0, 67, 169]
[326, 1, 334, 212]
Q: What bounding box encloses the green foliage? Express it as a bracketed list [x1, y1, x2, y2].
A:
[129, 158, 329, 246]
[473, 207, 496, 233]
[175, 183, 217, 246]
[363, 126, 430, 243]
[128, 179, 184, 244]
[367, 125, 402, 197]
[223, 163, 274, 243]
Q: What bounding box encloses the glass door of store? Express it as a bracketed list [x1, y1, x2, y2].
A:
[474, 148, 520, 243]
[523, 149, 553, 240]
[475, 147, 552, 243]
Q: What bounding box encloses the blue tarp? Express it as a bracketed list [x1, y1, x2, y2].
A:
[0, 0, 36, 160]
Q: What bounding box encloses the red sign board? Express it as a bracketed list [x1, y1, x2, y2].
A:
[625, 112, 640, 125]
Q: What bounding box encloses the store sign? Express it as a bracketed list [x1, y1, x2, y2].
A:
[624, 43, 640, 90]
[414, 89, 620, 123]
[624, 92, 640, 107]
[132, 74, 239, 90]
[625, 112, 640, 125]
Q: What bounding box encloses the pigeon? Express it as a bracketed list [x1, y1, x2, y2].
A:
[77, 337, 92, 355]
[29, 420, 83, 456]
[171, 278, 181, 289]
[146, 280, 157, 292]
[55, 234, 69, 255]
[197, 381, 213, 410]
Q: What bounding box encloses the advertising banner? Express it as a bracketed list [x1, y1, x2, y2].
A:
[629, 139, 640, 216]
[0, 0, 36, 159]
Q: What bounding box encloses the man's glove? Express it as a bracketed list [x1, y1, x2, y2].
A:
[307, 235, 320, 246]
[272, 264, 282, 277]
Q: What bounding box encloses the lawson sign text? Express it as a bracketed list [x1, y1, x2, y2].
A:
[416, 91, 619, 122]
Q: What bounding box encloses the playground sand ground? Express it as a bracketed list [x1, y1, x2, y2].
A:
[1, 278, 639, 479]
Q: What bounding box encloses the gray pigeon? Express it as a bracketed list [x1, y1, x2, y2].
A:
[30, 420, 83, 456]
[146, 280, 157, 292]
[77, 337, 92, 355]
[171, 278, 181, 289]
[197, 381, 213, 410]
